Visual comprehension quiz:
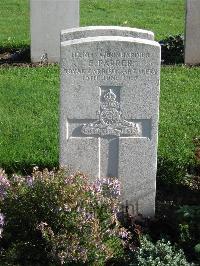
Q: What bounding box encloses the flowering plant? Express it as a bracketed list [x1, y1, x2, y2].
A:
[0, 168, 127, 265]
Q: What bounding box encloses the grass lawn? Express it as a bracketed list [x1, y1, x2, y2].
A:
[81, 0, 185, 41]
[0, 65, 200, 176]
[0, 0, 29, 49]
[160, 66, 200, 163]
[0, 0, 198, 179]
[159, 66, 200, 182]
[0, 66, 59, 172]
[0, 0, 184, 49]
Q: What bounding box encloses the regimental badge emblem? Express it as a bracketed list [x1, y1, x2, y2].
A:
[81, 89, 139, 136]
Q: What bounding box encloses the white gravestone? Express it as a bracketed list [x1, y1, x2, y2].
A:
[61, 26, 154, 42]
[185, 0, 200, 64]
[60, 36, 161, 217]
[30, 0, 79, 63]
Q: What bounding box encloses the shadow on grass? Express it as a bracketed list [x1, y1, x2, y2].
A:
[155, 178, 200, 263]
[157, 156, 200, 184]
[159, 34, 184, 65]
[157, 156, 189, 185]
[0, 45, 30, 64]
[157, 180, 200, 206]
[2, 155, 199, 186]
[1, 161, 59, 176]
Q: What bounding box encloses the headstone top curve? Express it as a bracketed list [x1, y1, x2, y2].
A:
[61, 25, 154, 36]
[61, 35, 160, 47]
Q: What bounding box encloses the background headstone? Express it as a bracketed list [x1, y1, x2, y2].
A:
[30, 0, 79, 63]
[60, 36, 160, 217]
[61, 26, 154, 42]
[185, 0, 200, 65]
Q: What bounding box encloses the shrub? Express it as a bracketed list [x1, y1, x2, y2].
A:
[0, 168, 126, 265]
[129, 236, 192, 266]
[176, 205, 200, 263]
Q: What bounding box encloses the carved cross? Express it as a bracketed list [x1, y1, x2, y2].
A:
[66, 86, 150, 178]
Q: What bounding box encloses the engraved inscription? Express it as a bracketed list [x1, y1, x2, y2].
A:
[62, 48, 158, 81]
[63, 67, 157, 81]
[72, 51, 150, 59]
[81, 89, 139, 137]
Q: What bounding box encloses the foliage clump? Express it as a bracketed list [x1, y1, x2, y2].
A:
[129, 236, 192, 266]
[176, 205, 200, 263]
[159, 34, 184, 64]
[0, 168, 126, 265]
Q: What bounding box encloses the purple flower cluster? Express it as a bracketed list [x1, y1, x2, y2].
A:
[12, 168, 56, 188]
[76, 206, 94, 222]
[12, 174, 25, 184]
[93, 177, 121, 197]
[0, 213, 5, 238]
[26, 175, 34, 187]
[118, 227, 130, 240]
[0, 173, 10, 200]
[0, 213, 5, 227]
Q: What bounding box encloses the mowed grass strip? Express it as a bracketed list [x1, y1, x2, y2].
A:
[0, 66, 59, 172]
[80, 0, 185, 41]
[0, 65, 200, 173]
[0, 0, 184, 48]
[159, 66, 200, 165]
[0, 0, 29, 49]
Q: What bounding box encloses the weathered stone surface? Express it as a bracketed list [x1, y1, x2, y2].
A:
[61, 26, 154, 42]
[60, 36, 160, 217]
[30, 0, 79, 63]
[185, 0, 200, 64]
